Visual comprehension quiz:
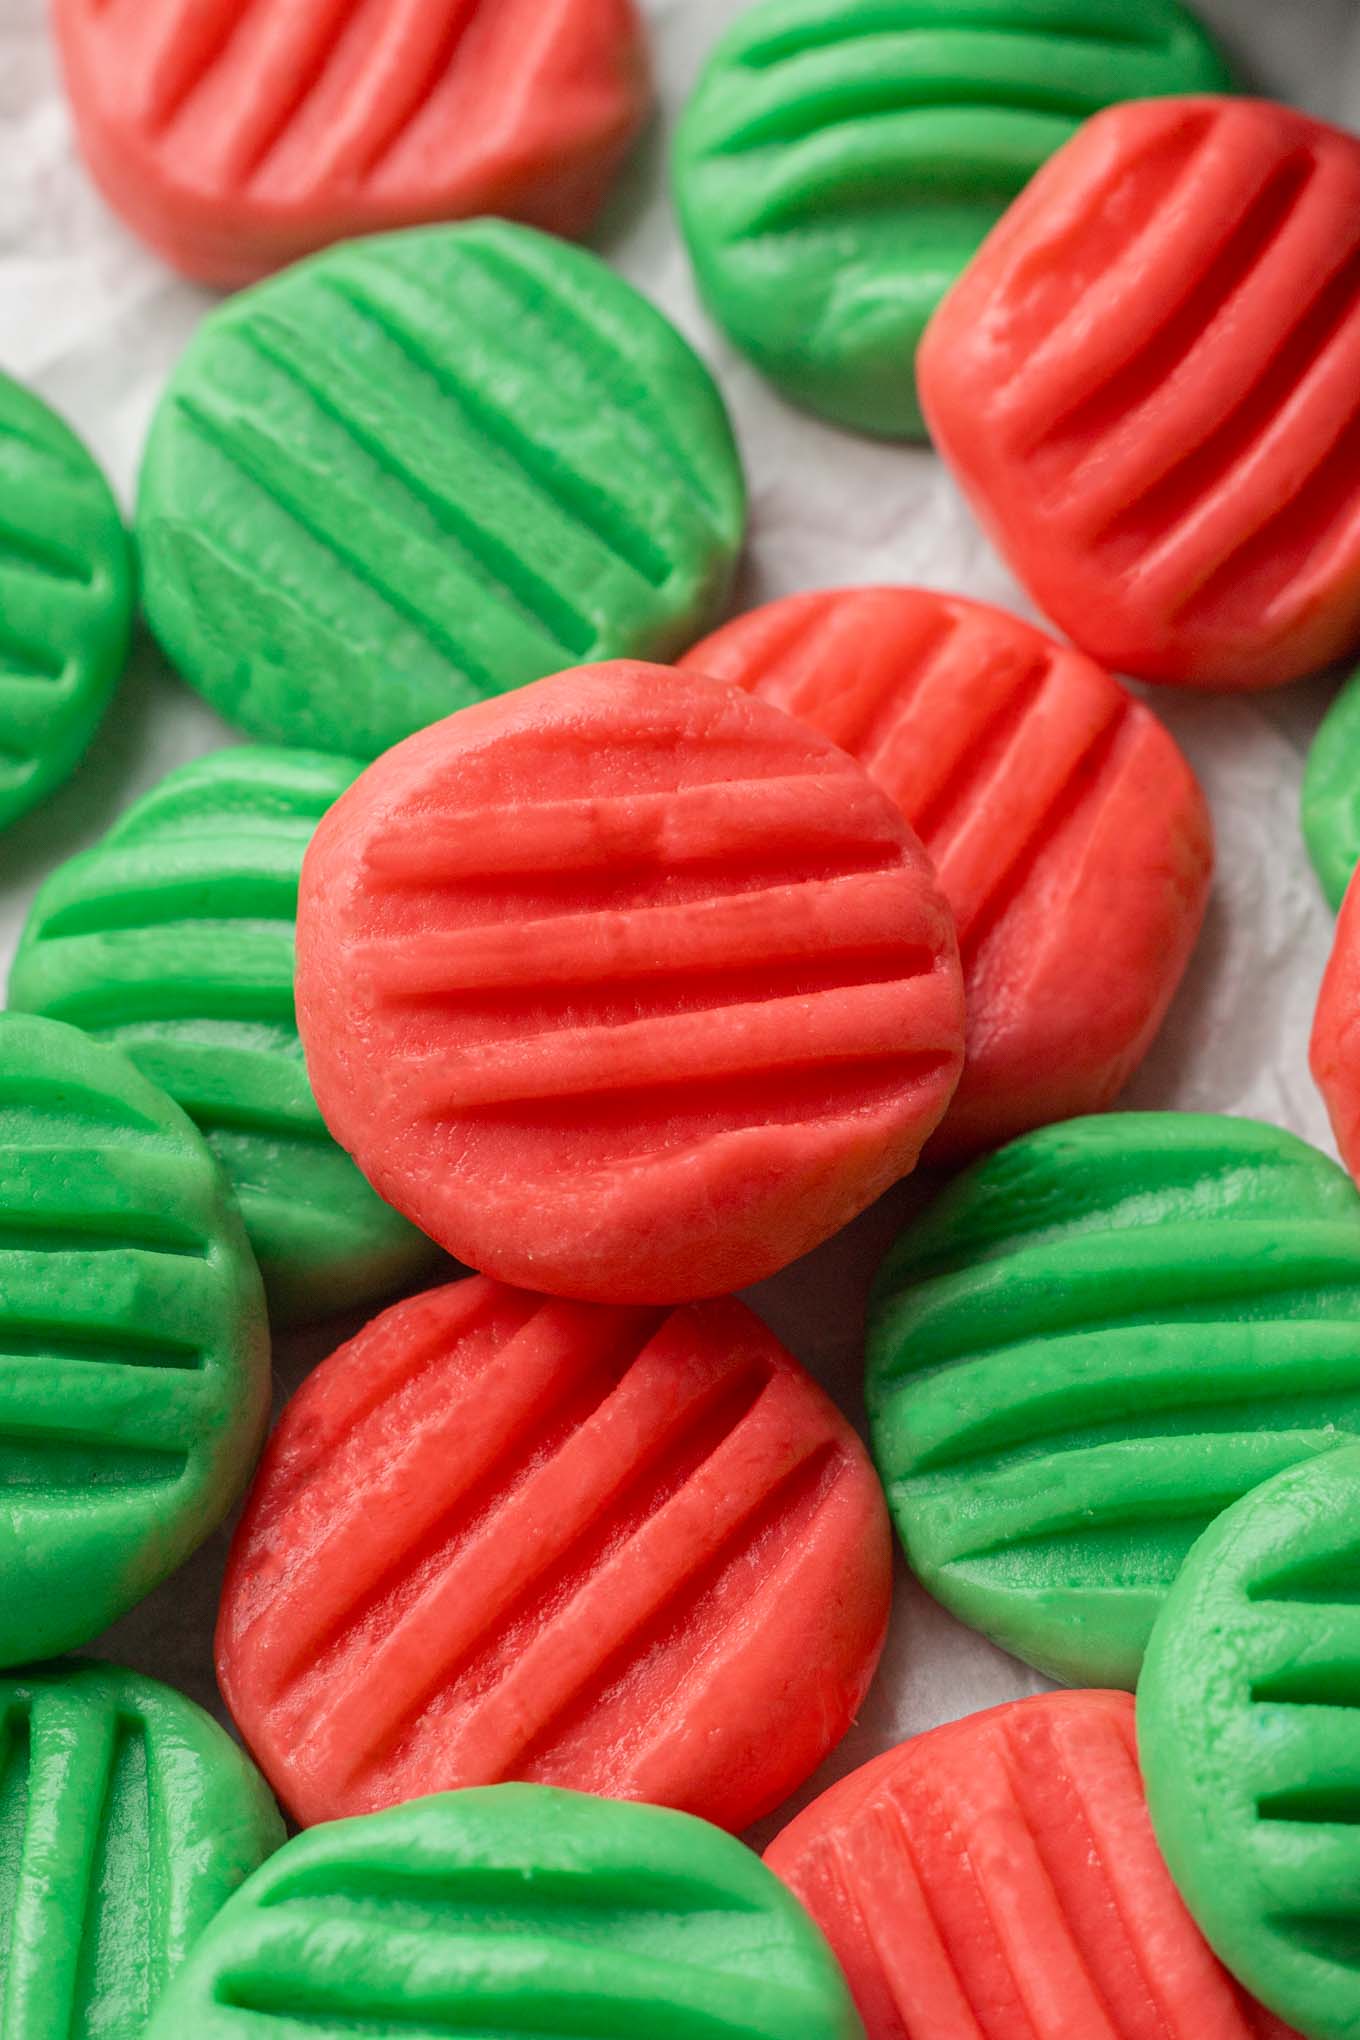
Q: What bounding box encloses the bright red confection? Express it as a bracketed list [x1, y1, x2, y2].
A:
[919, 97, 1360, 691]
[765, 1691, 1299, 2040]
[295, 661, 965, 1303]
[684, 589, 1212, 1155]
[217, 1276, 893, 1831]
[1311, 865, 1360, 1180]
[50, 0, 650, 288]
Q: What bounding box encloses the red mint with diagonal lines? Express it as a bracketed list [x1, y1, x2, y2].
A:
[919, 97, 1360, 690]
[765, 1691, 1300, 2040]
[294, 661, 965, 1302]
[215, 1276, 893, 1830]
[50, 0, 650, 287]
[683, 589, 1212, 1154]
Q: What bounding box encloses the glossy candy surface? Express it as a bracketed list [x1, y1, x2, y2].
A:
[143, 1784, 867, 2040]
[674, 0, 1230, 439]
[137, 223, 746, 758]
[9, 746, 433, 1325]
[0, 1660, 283, 2040]
[0, 1011, 269, 1665]
[1140, 1443, 1360, 2040]
[684, 588, 1211, 1152]
[295, 662, 965, 1302]
[919, 97, 1360, 688]
[52, 0, 651, 287]
[766, 1691, 1297, 2040]
[218, 1277, 892, 1831]
[1303, 664, 1360, 908]
[866, 1112, 1360, 1686]
[0, 373, 131, 832]
[1313, 869, 1360, 1183]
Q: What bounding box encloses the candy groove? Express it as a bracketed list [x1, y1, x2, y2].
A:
[866, 1113, 1360, 1687]
[137, 0, 488, 162]
[683, 588, 1211, 1150]
[674, 0, 1230, 437]
[0, 1013, 269, 1665]
[919, 97, 1360, 685]
[687, 601, 1109, 936]
[143, 1786, 865, 2039]
[0, 376, 131, 831]
[360, 780, 951, 1120]
[218, 1281, 891, 1831]
[694, 596, 1106, 952]
[0, 1662, 283, 2040]
[0, 1707, 153, 2038]
[137, 225, 746, 757]
[1030, 151, 1360, 600]
[766, 1692, 1296, 2040]
[52, 0, 649, 284]
[8, 746, 433, 1324]
[1140, 1444, 1360, 2040]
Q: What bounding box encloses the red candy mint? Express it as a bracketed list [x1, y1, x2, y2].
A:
[765, 1691, 1298, 2040]
[51, 0, 650, 287]
[1312, 865, 1360, 1181]
[685, 589, 1212, 1154]
[920, 97, 1360, 691]
[217, 1276, 893, 1831]
[295, 662, 965, 1303]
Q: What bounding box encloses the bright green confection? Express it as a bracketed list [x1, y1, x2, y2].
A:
[144, 1785, 865, 2040]
[1303, 663, 1360, 909]
[673, 0, 1233, 439]
[866, 1112, 1360, 1688]
[136, 221, 747, 758]
[1140, 1442, 1360, 2040]
[9, 746, 435, 1325]
[0, 372, 132, 828]
[0, 1660, 283, 2039]
[0, 1012, 269, 1665]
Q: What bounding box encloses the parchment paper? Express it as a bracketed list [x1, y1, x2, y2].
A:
[1, 0, 1358, 1847]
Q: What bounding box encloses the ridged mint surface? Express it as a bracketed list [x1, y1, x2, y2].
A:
[136, 220, 747, 757]
[0, 1660, 283, 2040]
[9, 746, 435, 1324]
[144, 1785, 865, 2040]
[0, 1011, 269, 1665]
[1304, 664, 1360, 910]
[1141, 1443, 1360, 2040]
[674, 0, 1233, 438]
[0, 372, 132, 828]
[866, 1112, 1360, 1687]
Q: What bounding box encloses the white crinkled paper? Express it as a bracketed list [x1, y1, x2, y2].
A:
[1, 0, 1358, 1839]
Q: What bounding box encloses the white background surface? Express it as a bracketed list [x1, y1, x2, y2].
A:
[1, 0, 1358, 1842]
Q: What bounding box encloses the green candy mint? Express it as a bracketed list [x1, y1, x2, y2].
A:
[0, 1011, 269, 1665]
[0, 1660, 283, 2040]
[866, 1112, 1360, 1687]
[9, 746, 435, 1325]
[144, 1786, 864, 2040]
[0, 373, 132, 829]
[674, 0, 1233, 439]
[1304, 663, 1360, 910]
[137, 221, 747, 758]
[1140, 1441, 1360, 2040]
